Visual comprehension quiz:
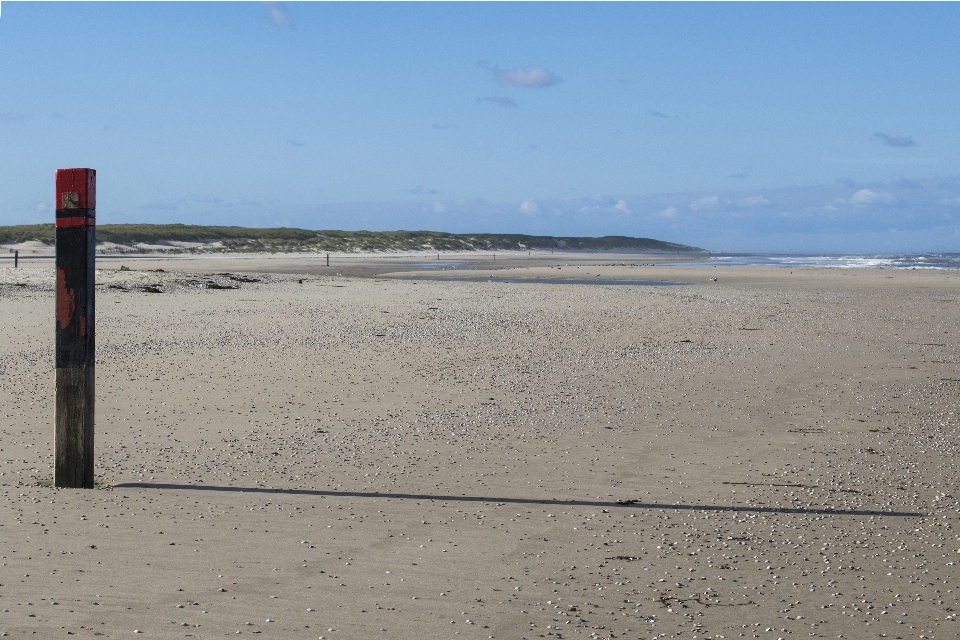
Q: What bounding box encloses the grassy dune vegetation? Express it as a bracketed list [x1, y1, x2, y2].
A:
[0, 223, 704, 253]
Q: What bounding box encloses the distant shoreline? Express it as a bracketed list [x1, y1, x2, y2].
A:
[4, 247, 958, 272]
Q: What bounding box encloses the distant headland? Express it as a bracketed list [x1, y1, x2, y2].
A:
[0, 223, 705, 254]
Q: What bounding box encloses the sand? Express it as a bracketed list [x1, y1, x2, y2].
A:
[0, 253, 958, 639]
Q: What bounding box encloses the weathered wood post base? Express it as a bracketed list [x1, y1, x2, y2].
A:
[55, 367, 95, 487]
[54, 168, 96, 489]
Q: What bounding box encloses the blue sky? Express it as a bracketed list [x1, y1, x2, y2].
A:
[2, 2, 959, 253]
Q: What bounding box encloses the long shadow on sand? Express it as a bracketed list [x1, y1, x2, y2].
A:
[112, 483, 923, 518]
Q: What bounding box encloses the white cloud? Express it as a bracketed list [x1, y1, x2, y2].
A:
[492, 66, 560, 87]
[739, 195, 770, 207]
[690, 195, 720, 210]
[520, 199, 539, 214]
[850, 189, 896, 206]
[261, 2, 291, 27]
[433, 201, 447, 213]
[659, 206, 678, 218]
[408, 185, 438, 195]
[615, 199, 630, 213]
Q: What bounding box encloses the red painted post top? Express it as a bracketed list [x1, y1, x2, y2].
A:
[56, 168, 96, 210]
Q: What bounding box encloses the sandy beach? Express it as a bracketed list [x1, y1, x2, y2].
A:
[0, 253, 958, 639]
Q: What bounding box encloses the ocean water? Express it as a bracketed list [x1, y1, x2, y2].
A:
[678, 253, 960, 270]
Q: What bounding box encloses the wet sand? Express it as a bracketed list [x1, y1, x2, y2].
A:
[0, 254, 958, 639]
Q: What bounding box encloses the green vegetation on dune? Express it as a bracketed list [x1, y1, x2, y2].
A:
[0, 223, 704, 253]
[0, 224, 58, 244]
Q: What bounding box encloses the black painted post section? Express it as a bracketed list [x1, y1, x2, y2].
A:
[14, 250, 18, 268]
[55, 168, 96, 489]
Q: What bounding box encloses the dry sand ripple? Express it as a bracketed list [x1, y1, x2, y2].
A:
[0, 259, 958, 639]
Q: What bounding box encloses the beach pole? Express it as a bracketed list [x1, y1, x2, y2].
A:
[326, 253, 329, 267]
[54, 168, 96, 489]
[14, 250, 17, 268]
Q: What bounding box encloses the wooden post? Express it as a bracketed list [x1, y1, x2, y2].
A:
[13, 250, 17, 268]
[326, 253, 329, 266]
[54, 168, 96, 489]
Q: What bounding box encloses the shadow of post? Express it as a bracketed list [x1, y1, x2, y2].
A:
[111, 483, 923, 518]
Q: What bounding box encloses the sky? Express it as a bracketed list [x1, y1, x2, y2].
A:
[2, 1, 960, 253]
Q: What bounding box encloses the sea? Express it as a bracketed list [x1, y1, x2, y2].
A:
[677, 253, 960, 270]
